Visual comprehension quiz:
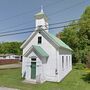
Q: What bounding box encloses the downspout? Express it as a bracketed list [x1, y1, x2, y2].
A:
[55, 48, 58, 82]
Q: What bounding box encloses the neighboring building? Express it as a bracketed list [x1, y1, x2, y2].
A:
[21, 8, 72, 83]
[0, 54, 21, 60]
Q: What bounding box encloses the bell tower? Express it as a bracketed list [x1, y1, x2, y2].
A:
[35, 6, 48, 32]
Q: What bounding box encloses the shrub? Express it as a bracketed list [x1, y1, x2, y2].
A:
[74, 63, 86, 70]
[82, 73, 90, 83]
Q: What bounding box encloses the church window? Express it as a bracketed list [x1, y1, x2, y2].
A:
[62, 56, 64, 70]
[38, 36, 42, 44]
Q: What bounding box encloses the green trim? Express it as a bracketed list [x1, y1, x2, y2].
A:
[42, 30, 72, 51]
[31, 62, 36, 79]
[35, 12, 44, 16]
[21, 28, 72, 51]
[35, 12, 48, 22]
[32, 45, 49, 58]
[49, 33, 72, 50]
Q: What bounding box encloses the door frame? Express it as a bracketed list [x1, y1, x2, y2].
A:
[31, 58, 36, 79]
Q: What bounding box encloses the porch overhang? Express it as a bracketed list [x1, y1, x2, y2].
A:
[24, 45, 49, 58]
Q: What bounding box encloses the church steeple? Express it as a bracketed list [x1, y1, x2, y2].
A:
[35, 6, 48, 32]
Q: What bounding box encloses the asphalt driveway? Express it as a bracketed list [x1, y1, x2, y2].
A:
[0, 63, 21, 69]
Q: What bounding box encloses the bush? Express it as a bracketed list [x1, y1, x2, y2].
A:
[74, 63, 86, 70]
[82, 73, 90, 83]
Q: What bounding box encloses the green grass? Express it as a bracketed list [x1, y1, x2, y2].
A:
[0, 68, 90, 90]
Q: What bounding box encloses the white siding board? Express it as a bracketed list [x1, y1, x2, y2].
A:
[22, 32, 72, 83]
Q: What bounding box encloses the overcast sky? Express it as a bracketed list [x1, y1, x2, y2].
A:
[0, 0, 90, 42]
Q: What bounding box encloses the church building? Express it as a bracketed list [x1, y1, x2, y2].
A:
[20, 8, 72, 83]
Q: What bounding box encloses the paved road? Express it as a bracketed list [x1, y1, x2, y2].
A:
[0, 87, 19, 90]
[0, 63, 21, 69]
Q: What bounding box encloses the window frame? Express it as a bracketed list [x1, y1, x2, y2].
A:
[62, 56, 64, 70]
[66, 56, 68, 68]
[38, 36, 42, 44]
[31, 58, 36, 62]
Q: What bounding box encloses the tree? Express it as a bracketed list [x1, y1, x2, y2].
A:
[78, 6, 90, 63]
[0, 42, 22, 55]
[57, 6, 90, 64]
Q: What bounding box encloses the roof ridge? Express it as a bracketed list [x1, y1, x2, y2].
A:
[42, 30, 72, 51]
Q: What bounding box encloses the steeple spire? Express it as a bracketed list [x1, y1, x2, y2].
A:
[35, 6, 48, 32]
[41, 5, 43, 13]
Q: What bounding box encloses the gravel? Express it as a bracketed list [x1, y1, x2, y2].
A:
[0, 87, 19, 90]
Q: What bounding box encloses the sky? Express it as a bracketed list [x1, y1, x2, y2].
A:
[0, 0, 90, 42]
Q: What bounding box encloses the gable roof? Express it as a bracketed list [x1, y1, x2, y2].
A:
[20, 31, 38, 49]
[46, 32, 72, 51]
[24, 45, 49, 58]
[21, 29, 72, 51]
[41, 30, 72, 51]
[32, 45, 49, 57]
[35, 11, 44, 16]
[35, 11, 48, 22]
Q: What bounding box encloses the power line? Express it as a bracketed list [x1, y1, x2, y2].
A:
[45, 0, 65, 8]
[0, 27, 35, 34]
[0, 0, 61, 23]
[0, 21, 87, 38]
[0, 0, 83, 24]
[0, 18, 79, 33]
[0, 19, 34, 31]
[0, 18, 79, 34]
[0, 0, 84, 31]
[49, 0, 86, 17]
[49, 18, 79, 26]
[0, 30, 33, 37]
[0, 0, 62, 32]
[0, 10, 36, 23]
[0, 0, 83, 32]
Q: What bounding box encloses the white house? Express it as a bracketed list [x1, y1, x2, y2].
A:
[21, 8, 72, 83]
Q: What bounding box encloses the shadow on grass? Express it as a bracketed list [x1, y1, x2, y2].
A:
[81, 73, 90, 83]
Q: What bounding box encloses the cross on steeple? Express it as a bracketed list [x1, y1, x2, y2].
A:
[41, 5, 43, 13]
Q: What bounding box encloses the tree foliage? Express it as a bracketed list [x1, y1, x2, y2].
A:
[0, 42, 22, 55]
[57, 6, 90, 64]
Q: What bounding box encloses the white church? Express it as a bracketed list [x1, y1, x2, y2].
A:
[20, 8, 72, 83]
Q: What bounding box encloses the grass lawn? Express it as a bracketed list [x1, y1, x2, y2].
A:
[0, 68, 90, 90]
